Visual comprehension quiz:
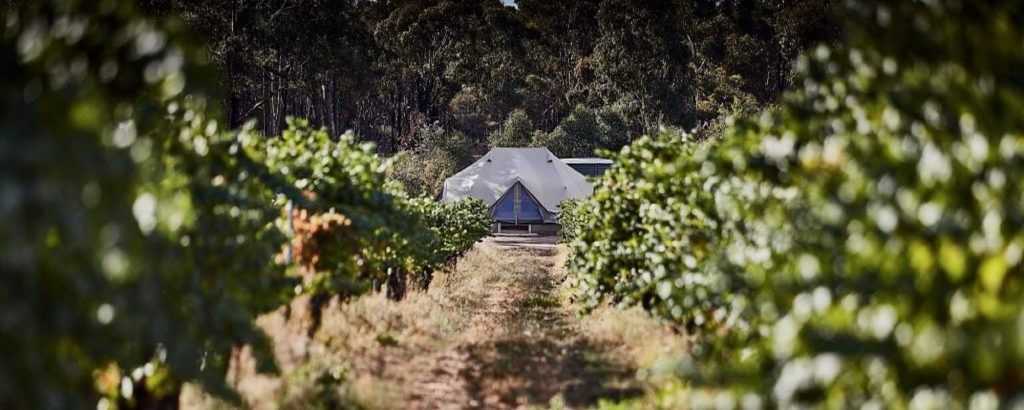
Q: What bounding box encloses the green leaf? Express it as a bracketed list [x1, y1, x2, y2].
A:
[939, 238, 967, 282]
[979, 254, 1008, 293]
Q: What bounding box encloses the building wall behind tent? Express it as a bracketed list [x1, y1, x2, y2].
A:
[562, 158, 614, 177]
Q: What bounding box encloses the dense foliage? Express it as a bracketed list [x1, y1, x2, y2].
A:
[0, 2, 287, 407]
[408, 197, 492, 266]
[141, 0, 836, 199]
[555, 199, 585, 244]
[487, 108, 533, 149]
[281, 122, 489, 297]
[565, 0, 1024, 407]
[0, 1, 489, 408]
[565, 134, 753, 328]
[387, 124, 476, 198]
[142, 0, 837, 155]
[530, 105, 633, 159]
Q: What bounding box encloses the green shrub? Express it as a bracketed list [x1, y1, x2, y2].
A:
[0, 2, 292, 406]
[565, 0, 1024, 406]
[563, 133, 762, 327]
[0, 2, 495, 408]
[408, 197, 491, 265]
[556, 199, 584, 243]
[264, 118, 418, 296]
[269, 120, 490, 299]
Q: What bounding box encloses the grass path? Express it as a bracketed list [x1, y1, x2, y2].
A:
[393, 236, 642, 409]
[185, 237, 685, 409]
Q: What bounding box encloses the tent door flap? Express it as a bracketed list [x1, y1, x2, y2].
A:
[490, 182, 545, 224]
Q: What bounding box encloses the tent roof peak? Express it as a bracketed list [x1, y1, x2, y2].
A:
[440, 147, 594, 219]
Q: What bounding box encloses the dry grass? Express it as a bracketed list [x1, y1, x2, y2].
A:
[550, 247, 694, 410]
[181, 242, 516, 409]
[552, 246, 690, 381]
[181, 238, 692, 410]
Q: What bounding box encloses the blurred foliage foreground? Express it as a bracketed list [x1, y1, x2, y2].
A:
[562, 0, 1024, 408]
[0, 2, 489, 409]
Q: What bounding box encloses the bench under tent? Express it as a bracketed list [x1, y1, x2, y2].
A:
[441, 147, 593, 233]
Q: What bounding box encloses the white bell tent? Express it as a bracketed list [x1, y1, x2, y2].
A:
[441, 147, 593, 224]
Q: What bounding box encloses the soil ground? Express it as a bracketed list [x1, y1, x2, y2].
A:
[183, 236, 685, 410]
[392, 236, 642, 409]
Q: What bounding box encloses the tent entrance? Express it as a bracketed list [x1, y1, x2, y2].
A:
[490, 181, 546, 224]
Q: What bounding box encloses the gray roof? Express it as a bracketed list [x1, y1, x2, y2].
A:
[561, 158, 614, 165]
[441, 147, 593, 214]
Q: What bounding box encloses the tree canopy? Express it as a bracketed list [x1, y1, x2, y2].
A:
[144, 0, 838, 159]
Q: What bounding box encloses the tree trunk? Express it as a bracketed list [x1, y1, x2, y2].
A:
[386, 269, 407, 301]
[121, 379, 180, 410]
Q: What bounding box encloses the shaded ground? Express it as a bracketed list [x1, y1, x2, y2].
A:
[376, 236, 642, 409]
[184, 236, 682, 410]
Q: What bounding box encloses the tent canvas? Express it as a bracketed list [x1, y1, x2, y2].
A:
[441, 147, 593, 224]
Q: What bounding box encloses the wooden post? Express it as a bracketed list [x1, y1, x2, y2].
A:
[514, 184, 520, 226]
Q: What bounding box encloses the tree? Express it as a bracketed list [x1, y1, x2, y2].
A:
[531, 106, 601, 158]
[516, 0, 602, 131]
[141, 0, 374, 136]
[592, 0, 695, 131]
[488, 109, 534, 148]
[531, 105, 636, 158]
[355, 0, 529, 152]
[141, 0, 836, 152]
[679, 0, 838, 123]
[389, 124, 475, 198]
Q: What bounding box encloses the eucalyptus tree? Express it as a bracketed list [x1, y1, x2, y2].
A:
[595, 0, 697, 132]
[516, 0, 602, 131]
[141, 0, 374, 136]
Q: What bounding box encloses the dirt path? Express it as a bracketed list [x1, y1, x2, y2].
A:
[185, 236, 653, 410]
[394, 236, 642, 409]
